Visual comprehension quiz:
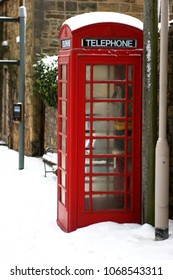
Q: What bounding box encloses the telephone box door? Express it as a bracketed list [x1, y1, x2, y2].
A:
[77, 55, 142, 227]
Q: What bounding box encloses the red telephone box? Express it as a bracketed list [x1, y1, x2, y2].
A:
[57, 12, 143, 232]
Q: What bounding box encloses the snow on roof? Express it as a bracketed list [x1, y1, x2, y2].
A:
[63, 12, 143, 31]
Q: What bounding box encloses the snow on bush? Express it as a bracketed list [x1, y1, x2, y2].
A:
[33, 55, 58, 107]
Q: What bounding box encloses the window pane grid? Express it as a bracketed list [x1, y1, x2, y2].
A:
[84, 63, 134, 212]
[58, 64, 67, 206]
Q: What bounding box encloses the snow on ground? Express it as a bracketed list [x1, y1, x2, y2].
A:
[0, 146, 173, 279]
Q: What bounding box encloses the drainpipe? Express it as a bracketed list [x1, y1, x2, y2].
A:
[18, 5, 26, 169]
[155, 0, 169, 240]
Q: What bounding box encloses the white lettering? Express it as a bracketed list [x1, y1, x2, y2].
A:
[100, 40, 106, 46]
[127, 40, 134, 47]
[116, 40, 122, 47]
[84, 39, 91, 46]
[91, 40, 97, 46]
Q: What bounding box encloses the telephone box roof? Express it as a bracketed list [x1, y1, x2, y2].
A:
[63, 12, 143, 31]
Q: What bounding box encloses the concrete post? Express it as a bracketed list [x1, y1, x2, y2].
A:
[155, 0, 169, 241]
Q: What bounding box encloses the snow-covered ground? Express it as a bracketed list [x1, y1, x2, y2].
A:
[0, 146, 172, 279]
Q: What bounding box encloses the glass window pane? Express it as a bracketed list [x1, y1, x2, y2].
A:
[92, 158, 114, 173]
[61, 136, 66, 152]
[61, 65, 66, 80]
[92, 138, 114, 155]
[85, 158, 90, 173]
[85, 121, 91, 135]
[113, 157, 125, 172]
[128, 84, 133, 99]
[112, 84, 125, 99]
[113, 138, 125, 154]
[61, 170, 66, 187]
[92, 176, 124, 191]
[60, 188, 65, 205]
[85, 139, 90, 154]
[93, 65, 126, 81]
[128, 121, 132, 133]
[128, 65, 133, 81]
[127, 157, 132, 173]
[114, 122, 125, 135]
[112, 102, 125, 117]
[93, 83, 126, 100]
[60, 118, 66, 134]
[93, 120, 115, 136]
[85, 195, 90, 210]
[93, 102, 125, 118]
[114, 176, 124, 190]
[114, 64, 126, 80]
[85, 84, 90, 99]
[61, 153, 66, 169]
[126, 176, 132, 191]
[85, 103, 90, 117]
[93, 65, 115, 80]
[127, 139, 132, 155]
[92, 194, 124, 210]
[86, 65, 90, 81]
[85, 158, 125, 175]
[128, 102, 132, 117]
[93, 83, 117, 99]
[62, 83, 66, 98]
[93, 84, 109, 99]
[61, 100, 66, 117]
[85, 176, 90, 191]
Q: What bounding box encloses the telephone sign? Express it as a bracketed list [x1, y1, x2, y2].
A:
[61, 39, 71, 49]
[82, 38, 137, 48]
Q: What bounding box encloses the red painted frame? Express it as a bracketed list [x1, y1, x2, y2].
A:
[77, 54, 142, 228]
[57, 18, 143, 232]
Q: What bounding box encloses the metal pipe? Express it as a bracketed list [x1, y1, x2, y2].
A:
[0, 17, 19, 22]
[18, 6, 26, 170]
[155, 0, 169, 240]
[0, 60, 20, 65]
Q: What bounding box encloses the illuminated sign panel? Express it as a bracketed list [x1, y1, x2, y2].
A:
[82, 38, 137, 48]
[61, 39, 71, 49]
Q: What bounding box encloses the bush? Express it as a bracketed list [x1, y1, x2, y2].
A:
[33, 55, 58, 107]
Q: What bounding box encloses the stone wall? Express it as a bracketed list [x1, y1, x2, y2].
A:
[0, 0, 44, 155]
[0, 20, 3, 137]
[44, 106, 57, 148]
[33, 0, 145, 151]
[34, 0, 144, 56]
[2, 0, 173, 159]
[0, 0, 20, 149]
[29, 0, 173, 153]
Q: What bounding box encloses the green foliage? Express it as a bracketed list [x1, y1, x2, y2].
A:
[33, 55, 58, 107]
